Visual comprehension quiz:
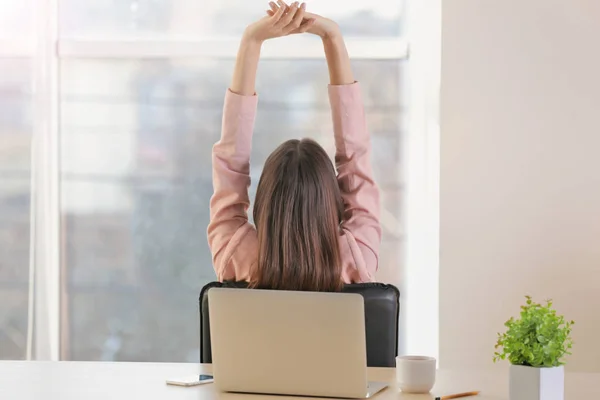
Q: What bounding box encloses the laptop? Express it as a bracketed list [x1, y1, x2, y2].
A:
[208, 288, 388, 398]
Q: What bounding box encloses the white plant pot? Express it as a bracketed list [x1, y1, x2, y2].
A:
[509, 365, 564, 400]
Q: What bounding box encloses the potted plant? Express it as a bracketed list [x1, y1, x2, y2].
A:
[494, 296, 574, 400]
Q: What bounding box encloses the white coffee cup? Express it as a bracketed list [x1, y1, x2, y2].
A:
[395, 355, 436, 393]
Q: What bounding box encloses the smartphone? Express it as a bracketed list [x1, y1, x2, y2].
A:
[166, 374, 214, 387]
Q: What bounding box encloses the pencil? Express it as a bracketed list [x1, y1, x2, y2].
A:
[435, 391, 480, 400]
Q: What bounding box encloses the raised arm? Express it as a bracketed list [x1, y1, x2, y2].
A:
[207, 37, 261, 281]
[208, 3, 314, 281]
[322, 24, 382, 279]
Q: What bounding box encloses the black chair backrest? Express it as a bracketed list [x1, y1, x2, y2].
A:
[199, 281, 400, 367]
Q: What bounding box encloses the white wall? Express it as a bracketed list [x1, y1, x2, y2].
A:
[440, 0, 600, 372]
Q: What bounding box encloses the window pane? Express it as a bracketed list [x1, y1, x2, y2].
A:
[60, 58, 406, 361]
[0, 0, 34, 38]
[60, 0, 404, 38]
[0, 59, 32, 360]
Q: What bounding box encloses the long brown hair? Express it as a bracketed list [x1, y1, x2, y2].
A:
[252, 138, 344, 292]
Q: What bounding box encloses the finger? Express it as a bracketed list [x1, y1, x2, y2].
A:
[279, 0, 290, 10]
[276, 1, 298, 28]
[277, 0, 289, 15]
[270, 0, 286, 22]
[285, 2, 305, 33]
[266, 1, 278, 17]
[294, 17, 315, 33]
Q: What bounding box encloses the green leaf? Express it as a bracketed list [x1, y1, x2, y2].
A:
[493, 296, 574, 367]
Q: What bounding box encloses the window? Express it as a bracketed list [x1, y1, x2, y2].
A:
[0, 0, 439, 361]
[0, 0, 34, 360]
[0, 58, 32, 360]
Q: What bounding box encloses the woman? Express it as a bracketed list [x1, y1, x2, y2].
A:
[208, 1, 381, 291]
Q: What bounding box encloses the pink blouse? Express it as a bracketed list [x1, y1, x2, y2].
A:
[207, 82, 381, 284]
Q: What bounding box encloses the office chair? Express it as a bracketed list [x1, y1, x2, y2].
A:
[199, 281, 400, 367]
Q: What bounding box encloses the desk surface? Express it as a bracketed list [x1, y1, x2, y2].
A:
[0, 361, 598, 399]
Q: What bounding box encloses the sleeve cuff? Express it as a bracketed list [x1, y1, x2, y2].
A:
[219, 89, 258, 154]
[225, 88, 258, 116]
[327, 81, 362, 107]
[327, 81, 368, 152]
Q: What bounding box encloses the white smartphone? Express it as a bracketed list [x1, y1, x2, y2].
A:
[166, 374, 214, 387]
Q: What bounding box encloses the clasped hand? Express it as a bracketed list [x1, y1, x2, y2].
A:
[244, 0, 340, 43]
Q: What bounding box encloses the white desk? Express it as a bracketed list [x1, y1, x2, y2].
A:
[0, 362, 598, 399]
